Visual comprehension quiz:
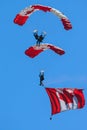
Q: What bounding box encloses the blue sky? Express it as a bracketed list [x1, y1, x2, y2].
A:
[0, 0, 87, 130]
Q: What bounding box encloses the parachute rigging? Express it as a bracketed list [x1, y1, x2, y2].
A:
[14, 4, 72, 30]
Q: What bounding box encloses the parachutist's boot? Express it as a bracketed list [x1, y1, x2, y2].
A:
[42, 83, 44, 86]
[39, 81, 42, 86]
[39, 81, 44, 86]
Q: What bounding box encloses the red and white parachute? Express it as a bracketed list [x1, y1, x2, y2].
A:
[25, 44, 65, 58]
[45, 88, 85, 115]
[14, 4, 72, 30]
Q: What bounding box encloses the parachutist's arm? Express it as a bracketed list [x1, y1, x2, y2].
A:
[34, 33, 39, 40]
[33, 30, 39, 40]
[41, 31, 46, 38]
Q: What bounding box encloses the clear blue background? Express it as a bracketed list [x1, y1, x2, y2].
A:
[0, 0, 87, 130]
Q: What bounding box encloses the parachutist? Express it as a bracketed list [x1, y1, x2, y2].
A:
[39, 70, 44, 86]
[33, 30, 46, 46]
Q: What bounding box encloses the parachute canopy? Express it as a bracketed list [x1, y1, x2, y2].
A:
[25, 44, 65, 58]
[45, 88, 85, 115]
[14, 4, 72, 30]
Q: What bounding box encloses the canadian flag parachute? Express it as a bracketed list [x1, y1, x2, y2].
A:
[14, 4, 72, 30]
[45, 88, 85, 115]
[25, 44, 65, 58]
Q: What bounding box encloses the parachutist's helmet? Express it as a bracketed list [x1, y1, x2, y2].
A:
[41, 70, 44, 72]
[40, 70, 44, 75]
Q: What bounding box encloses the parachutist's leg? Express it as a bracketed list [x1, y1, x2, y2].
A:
[40, 81, 42, 86]
[41, 82, 44, 86]
[37, 41, 41, 46]
[36, 41, 39, 46]
[38, 41, 40, 46]
[40, 82, 41, 86]
[36, 41, 40, 46]
[40, 80, 44, 86]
